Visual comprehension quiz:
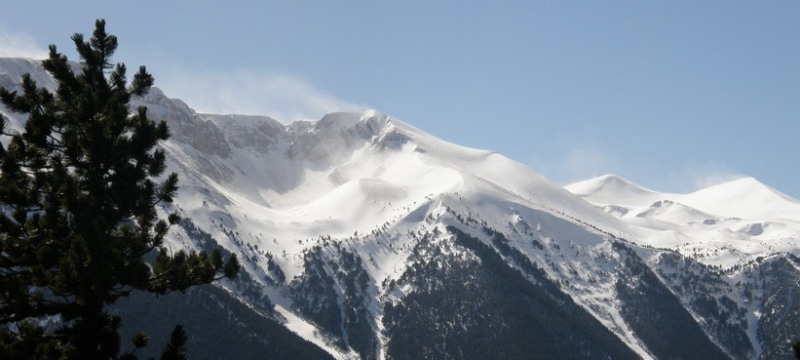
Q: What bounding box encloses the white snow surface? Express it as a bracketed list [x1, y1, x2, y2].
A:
[3, 57, 799, 359]
[148, 106, 659, 358]
[567, 174, 800, 268]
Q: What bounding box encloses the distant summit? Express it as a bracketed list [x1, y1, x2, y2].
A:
[569, 174, 800, 222]
[566, 174, 662, 207]
[3, 56, 799, 360]
[682, 177, 800, 220]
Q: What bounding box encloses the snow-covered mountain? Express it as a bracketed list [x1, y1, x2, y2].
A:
[2, 58, 799, 360]
[567, 174, 800, 268]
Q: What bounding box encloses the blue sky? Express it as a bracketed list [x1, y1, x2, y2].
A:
[1, 1, 798, 198]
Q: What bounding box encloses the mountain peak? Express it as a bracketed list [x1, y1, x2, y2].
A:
[565, 174, 660, 207]
[694, 176, 797, 203]
[311, 110, 392, 139]
[3, 57, 800, 359]
[567, 174, 645, 193]
[683, 176, 800, 220]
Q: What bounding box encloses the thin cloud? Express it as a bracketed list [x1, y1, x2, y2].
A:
[683, 163, 746, 191]
[541, 144, 748, 195]
[0, 27, 47, 59]
[638, 162, 747, 194]
[156, 68, 363, 122]
[528, 146, 624, 187]
[562, 147, 623, 182]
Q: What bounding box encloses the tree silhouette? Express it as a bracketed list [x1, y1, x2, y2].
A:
[0, 19, 238, 359]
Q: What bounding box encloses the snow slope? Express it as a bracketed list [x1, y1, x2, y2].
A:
[3, 57, 799, 359]
[566, 175, 800, 269]
[135, 103, 662, 358]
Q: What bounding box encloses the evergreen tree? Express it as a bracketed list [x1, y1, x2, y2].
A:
[794, 340, 800, 360]
[159, 325, 187, 360]
[0, 19, 239, 359]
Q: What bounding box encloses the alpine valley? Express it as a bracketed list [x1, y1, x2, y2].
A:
[2, 58, 799, 360]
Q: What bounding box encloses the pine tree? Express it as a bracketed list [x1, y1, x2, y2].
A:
[794, 340, 800, 360]
[0, 19, 239, 359]
[159, 325, 188, 360]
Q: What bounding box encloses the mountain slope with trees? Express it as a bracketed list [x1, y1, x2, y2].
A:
[1, 21, 799, 360]
[0, 20, 238, 359]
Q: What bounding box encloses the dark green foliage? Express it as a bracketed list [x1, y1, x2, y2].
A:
[0, 321, 64, 359]
[0, 20, 238, 358]
[292, 247, 342, 341]
[337, 248, 375, 359]
[114, 285, 334, 360]
[653, 252, 752, 359]
[291, 244, 377, 359]
[749, 255, 800, 360]
[131, 332, 148, 349]
[383, 227, 640, 360]
[292, 243, 378, 359]
[176, 217, 274, 313]
[794, 340, 800, 360]
[159, 325, 187, 360]
[613, 243, 731, 360]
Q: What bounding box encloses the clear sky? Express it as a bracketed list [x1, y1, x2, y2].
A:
[1, 1, 799, 198]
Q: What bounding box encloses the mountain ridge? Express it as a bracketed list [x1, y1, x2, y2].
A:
[2, 56, 799, 359]
[568, 174, 800, 220]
